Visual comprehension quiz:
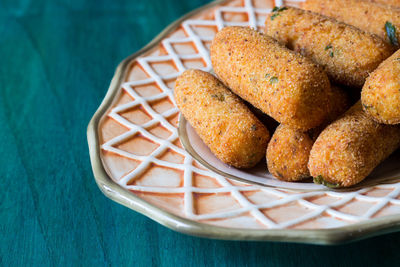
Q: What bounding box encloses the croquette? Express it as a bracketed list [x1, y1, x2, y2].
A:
[265, 7, 393, 89]
[174, 69, 270, 168]
[362, 49, 400, 124]
[308, 102, 400, 187]
[303, 0, 400, 47]
[267, 125, 315, 182]
[210, 26, 332, 130]
[267, 86, 350, 182]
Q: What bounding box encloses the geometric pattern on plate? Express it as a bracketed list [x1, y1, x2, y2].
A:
[99, 0, 400, 229]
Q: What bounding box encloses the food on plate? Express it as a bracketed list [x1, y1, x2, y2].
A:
[173, 6, 400, 188]
[265, 6, 393, 88]
[266, 86, 350, 182]
[210, 26, 332, 131]
[267, 125, 315, 182]
[361, 49, 400, 124]
[174, 69, 270, 168]
[303, 0, 400, 47]
[308, 102, 400, 188]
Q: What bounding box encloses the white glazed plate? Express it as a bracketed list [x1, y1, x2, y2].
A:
[87, 0, 400, 244]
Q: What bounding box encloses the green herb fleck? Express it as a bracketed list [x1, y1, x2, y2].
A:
[270, 13, 279, 20]
[275, 6, 288, 12]
[313, 175, 340, 188]
[265, 73, 271, 79]
[385, 21, 399, 46]
[325, 44, 334, 57]
[362, 103, 373, 110]
[269, 76, 279, 84]
[251, 124, 257, 131]
[211, 94, 225, 101]
[270, 6, 288, 20]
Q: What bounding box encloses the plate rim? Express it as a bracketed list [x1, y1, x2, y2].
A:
[87, 0, 400, 244]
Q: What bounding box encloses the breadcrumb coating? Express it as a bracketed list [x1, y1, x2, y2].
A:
[265, 7, 393, 89]
[267, 125, 314, 182]
[210, 26, 331, 131]
[267, 86, 350, 181]
[174, 69, 270, 168]
[369, 0, 400, 8]
[303, 0, 400, 47]
[308, 102, 400, 187]
[362, 49, 400, 124]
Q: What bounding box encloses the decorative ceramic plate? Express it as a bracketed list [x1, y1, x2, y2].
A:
[87, 0, 400, 244]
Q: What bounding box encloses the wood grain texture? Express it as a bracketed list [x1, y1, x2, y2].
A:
[1, 0, 400, 266]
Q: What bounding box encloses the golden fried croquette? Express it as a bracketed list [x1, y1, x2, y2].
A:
[308, 102, 400, 188]
[174, 69, 270, 168]
[267, 125, 315, 182]
[265, 7, 393, 89]
[362, 49, 400, 124]
[267, 86, 350, 182]
[303, 0, 400, 47]
[210, 26, 332, 131]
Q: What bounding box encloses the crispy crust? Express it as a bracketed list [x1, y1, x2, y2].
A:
[370, 0, 400, 8]
[361, 49, 400, 124]
[308, 102, 400, 187]
[210, 26, 331, 131]
[303, 0, 400, 47]
[174, 69, 270, 168]
[265, 7, 393, 89]
[267, 125, 314, 181]
[267, 86, 350, 182]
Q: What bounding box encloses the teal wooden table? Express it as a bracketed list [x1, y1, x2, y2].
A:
[1, 0, 400, 266]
